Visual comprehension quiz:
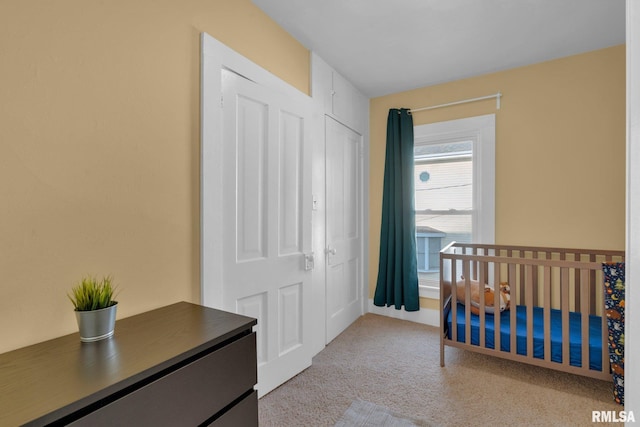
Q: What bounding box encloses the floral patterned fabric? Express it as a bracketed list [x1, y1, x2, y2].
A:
[603, 262, 625, 405]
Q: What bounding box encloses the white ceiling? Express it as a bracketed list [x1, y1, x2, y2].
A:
[252, 0, 626, 98]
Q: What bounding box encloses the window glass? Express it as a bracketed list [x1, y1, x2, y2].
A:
[415, 140, 473, 285]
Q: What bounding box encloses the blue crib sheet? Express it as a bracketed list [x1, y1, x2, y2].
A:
[446, 303, 603, 371]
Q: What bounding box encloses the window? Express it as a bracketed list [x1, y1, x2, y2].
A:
[413, 115, 495, 297]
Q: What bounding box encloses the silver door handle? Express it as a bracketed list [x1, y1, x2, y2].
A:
[326, 246, 337, 255]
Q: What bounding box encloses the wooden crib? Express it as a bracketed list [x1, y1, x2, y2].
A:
[439, 242, 624, 380]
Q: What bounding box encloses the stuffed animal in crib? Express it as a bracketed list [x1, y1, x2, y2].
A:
[455, 277, 511, 315]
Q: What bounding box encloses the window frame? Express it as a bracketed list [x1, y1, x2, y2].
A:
[413, 114, 496, 299]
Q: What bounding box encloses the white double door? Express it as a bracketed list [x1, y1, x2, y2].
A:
[220, 69, 313, 397]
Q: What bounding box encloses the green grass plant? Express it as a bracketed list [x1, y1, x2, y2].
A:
[68, 275, 118, 311]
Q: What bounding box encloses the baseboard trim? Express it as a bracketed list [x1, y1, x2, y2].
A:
[367, 299, 439, 327]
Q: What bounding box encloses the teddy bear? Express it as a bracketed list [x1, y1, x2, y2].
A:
[455, 277, 511, 315]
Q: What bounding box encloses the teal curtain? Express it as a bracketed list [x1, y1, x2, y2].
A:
[374, 108, 419, 311]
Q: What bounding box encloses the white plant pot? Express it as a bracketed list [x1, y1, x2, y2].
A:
[75, 303, 118, 342]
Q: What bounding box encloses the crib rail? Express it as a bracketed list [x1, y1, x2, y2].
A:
[439, 242, 624, 381]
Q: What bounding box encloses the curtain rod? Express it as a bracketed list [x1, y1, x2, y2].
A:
[409, 92, 502, 113]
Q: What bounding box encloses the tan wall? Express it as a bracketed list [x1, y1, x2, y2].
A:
[369, 45, 626, 305]
[0, 0, 309, 353]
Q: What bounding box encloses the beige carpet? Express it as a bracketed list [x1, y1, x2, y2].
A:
[258, 313, 622, 427]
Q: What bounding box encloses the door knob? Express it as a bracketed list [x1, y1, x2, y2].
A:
[326, 246, 337, 255]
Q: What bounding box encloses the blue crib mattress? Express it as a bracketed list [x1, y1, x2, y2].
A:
[446, 303, 603, 371]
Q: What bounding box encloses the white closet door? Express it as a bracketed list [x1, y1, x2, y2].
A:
[325, 116, 363, 343]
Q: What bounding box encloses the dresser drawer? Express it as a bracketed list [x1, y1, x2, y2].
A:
[209, 390, 257, 427]
[70, 332, 256, 426]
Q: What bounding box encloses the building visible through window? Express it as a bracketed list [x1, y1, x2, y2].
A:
[414, 140, 473, 286]
[416, 226, 445, 272]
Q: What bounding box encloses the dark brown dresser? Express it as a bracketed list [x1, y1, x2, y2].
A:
[0, 302, 258, 426]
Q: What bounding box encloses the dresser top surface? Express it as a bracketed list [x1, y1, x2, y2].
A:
[0, 302, 256, 426]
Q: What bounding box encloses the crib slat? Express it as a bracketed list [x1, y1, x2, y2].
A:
[464, 261, 471, 346]
[544, 266, 552, 362]
[451, 259, 458, 343]
[473, 246, 480, 281]
[580, 269, 590, 371]
[519, 260, 525, 308]
[590, 254, 597, 314]
[508, 263, 517, 306]
[532, 251, 539, 307]
[494, 261, 502, 353]
[509, 263, 517, 356]
[526, 264, 534, 359]
[575, 262, 582, 313]
[479, 262, 486, 348]
[561, 268, 570, 367]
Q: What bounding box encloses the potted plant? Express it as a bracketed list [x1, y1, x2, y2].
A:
[68, 275, 119, 342]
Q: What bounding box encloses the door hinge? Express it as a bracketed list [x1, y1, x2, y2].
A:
[220, 94, 224, 108]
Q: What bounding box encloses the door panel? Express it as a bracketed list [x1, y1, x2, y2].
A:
[235, 95, 268, 262]
[326, 116, 363, 343]
[222, 69, 312, 397]
[278, 111, 303, 256]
